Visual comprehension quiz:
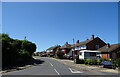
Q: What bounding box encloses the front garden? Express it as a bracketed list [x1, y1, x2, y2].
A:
[74, 58, 120, 69]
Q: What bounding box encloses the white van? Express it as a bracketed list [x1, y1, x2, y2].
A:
[79, 50, 101, 59]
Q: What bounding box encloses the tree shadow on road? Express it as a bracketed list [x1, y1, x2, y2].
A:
[2, 58, 45, 71]
[32, 58, 45, 66]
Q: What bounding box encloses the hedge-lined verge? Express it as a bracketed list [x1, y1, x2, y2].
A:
[1, 33, 37, 68]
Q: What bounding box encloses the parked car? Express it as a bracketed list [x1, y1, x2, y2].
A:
[47, 54, 54, 57]
[64, 54, 73, 60]
[40, 54, 47, 57]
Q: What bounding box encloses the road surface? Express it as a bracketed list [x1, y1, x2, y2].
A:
[3, 56, 118, 76]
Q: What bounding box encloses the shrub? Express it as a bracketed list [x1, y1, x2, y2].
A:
[1, 33, 37, 68]
[84, 59, 101, 65]
[91, 59, 97, 65]
[85, 59, 92, 65]
[112, 58, 120, 67]
[57, 52, 64, 59]
[78, 59, 85, 64]
[96, 59, 101, 65]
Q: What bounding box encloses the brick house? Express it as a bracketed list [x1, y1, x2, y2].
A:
[46, 45, 61, 56]
[97, 43, 120, 59]
[60, 42, 71, 55]
[71, 35, 106, 56]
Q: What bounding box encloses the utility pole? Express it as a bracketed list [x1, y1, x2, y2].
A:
[24, 36, 27, 40]
[72, 38, 75, 44]
[72, 38, 75, 61]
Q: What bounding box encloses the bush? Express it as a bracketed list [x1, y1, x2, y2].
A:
[63, 54, 67, 59]
[91, 59, 102, 65]
[1, 33, 37, 68]
[84, 59, 102, 65]
[96, 59, 101, 65]
[56, 52, 64, 59]
[85, 59, 92, 65]
[91, 59, 97, 65]
[78, 59, 84, 64]
[112, 58, 120, 67]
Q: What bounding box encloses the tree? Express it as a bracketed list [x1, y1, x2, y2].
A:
[55, 47, 64, 59]
[1, 33, 37, 68]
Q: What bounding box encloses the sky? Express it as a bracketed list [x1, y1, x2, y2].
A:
[2, 2, 118, 52]
[2, 0, 120, 2]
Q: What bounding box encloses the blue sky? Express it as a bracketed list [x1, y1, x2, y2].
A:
[2, 2, 118, 52]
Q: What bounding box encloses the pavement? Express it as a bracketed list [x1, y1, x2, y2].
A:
[2, 56, 119, 76]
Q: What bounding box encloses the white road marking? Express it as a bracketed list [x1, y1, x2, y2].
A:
[50, 63, 53, 67]
[34, 57, 36, 59]
[54, 69, 60, 75]
[69, 68, 82, 73]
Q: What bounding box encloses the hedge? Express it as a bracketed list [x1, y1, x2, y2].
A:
[76, 58, 110, 65]
[1, 33, 37, 68]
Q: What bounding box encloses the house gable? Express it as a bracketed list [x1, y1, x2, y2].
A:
[87, 37, 106, 50]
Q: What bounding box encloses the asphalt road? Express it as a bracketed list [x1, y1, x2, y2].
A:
[3, 57, 119, 76]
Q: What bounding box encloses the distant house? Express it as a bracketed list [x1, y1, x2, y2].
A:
[60, 42, 71, 55]
[46, 45, 61, 56]
[71, 35, 106, 57]
[97, 43, 120, 59]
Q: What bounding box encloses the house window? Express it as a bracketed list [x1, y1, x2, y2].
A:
[95, 45, 99, 49]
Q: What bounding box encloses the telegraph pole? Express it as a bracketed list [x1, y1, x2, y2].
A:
[72, 38, 75, 61]
[24, 36, 27, 40]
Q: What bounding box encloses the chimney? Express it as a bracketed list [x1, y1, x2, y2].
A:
[86, 38, 89, 40]
[76, 40, 79, 44]
[66, 42, 68, 44]
[91, 35, 94, 40]
[106, 43, 110, 48]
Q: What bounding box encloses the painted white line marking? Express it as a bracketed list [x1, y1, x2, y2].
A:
[50, 63, 53, 67]
[69, 68, 82, 73]
[54, 69, 60, 75]
[34, 57, 36, 59]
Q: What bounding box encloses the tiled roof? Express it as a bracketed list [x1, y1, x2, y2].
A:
[75, 39, 92, 46]
[60, 44, 71, 49]
[47, 45, 60, 50]
[97, 43, 120, 52]
[71, 37, 100, 47]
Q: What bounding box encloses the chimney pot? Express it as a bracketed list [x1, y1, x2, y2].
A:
[91, 34, 94, 40]
[66, 42, 68, 44]
[86, 39, 89, 40]
[106, 43, 110, 48]
[76, 40, 79, 44]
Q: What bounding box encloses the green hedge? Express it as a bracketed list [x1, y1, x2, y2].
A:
[76, 58, 110, 65]
[1, 33, 37, 68]
[112, 58, 120, 67]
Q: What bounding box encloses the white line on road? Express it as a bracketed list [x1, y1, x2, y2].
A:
[50, 63, 53, 67]
[54, 69, 60, 75]
[69, 68, 82, 73]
